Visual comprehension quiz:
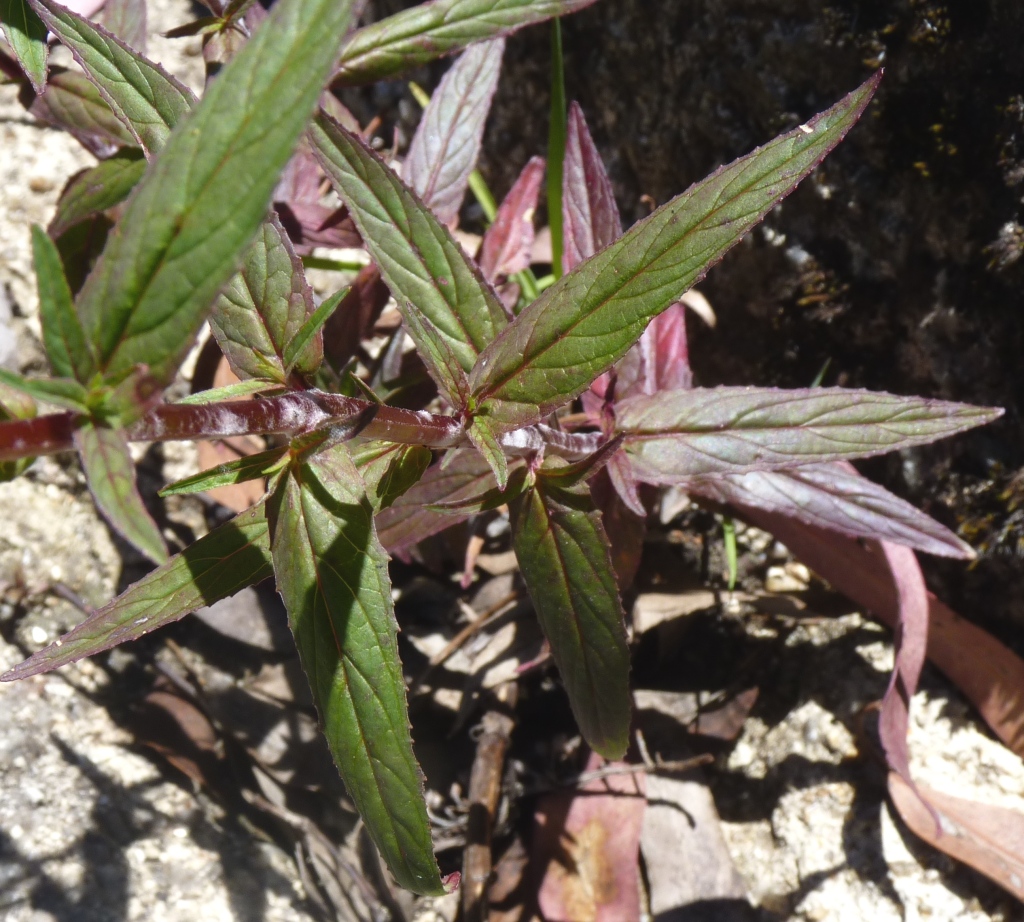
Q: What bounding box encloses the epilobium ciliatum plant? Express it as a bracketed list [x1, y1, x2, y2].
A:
[0, 0, 1003, 895]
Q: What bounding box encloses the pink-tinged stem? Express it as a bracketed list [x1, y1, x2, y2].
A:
[0, 390, 603, 463]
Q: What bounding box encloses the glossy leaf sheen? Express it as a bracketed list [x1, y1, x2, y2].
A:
[75, 420, 168, 564]
[0, 502, 272, 680]
[617, 387, 1001, 481]
[334, 0, 597, 85]
[470, 76, 881, 428]
[311, 114, 507, 404]
[210, 212, 321, 384]
[404, 39, 504, 226]
[562, 100, 621, 273]
[480, 155, 545, 282]
[32, 226, 94, 382]
[69, 0, 357, 385]
[511, 478, 631, 758]
[268, 448, 443, 895]
[684, 461, 974, 559]
[1, 0, 47, 92]
[50, 148, 147, 238]
[351, 441, 432, 512]
[29, 0, 194, 154]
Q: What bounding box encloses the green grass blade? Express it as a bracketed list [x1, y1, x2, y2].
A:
[268, 446, 444, 895]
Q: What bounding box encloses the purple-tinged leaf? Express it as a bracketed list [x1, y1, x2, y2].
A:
[210, 212, 322, 384]
[75, 420, 167, 564]
[470, 76, 881, 430]
[878, 542, 929, 800]
[375, 448, 494, 552]
[321, 264, 390, 371]
[29, 0, 195, 154]
[159, 446, 288, 497]
[18, 66, 138, 157]
[68, 0, 358, 385]
[480, 156, 545, 282]
[32, 225, 95, 382]
[728, 511, 1024, 758]
[404, 39, 504, 227]
[619, 302, 692, 397]
[684, 461, 974, 559]
[310, 113, 508, 405]
[49, 148, 147, 239]
[267, 446, 444, 895]
[333, 0, 598, 86]
[510, 476, 631, 759]
[616, 386, 1001, 482]
[274, 201, 361, 251]
[101, 0, 145, 52]
[562, 100, 620, 273]
[606, 449, 645, 516]
[0, 383, 36, 482]
[0, 501, 272, 681]
[1, 0, 48, 92]
[540, 434, 623, 487]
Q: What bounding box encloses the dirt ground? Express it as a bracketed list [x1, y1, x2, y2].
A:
[1, 1, 1024, 920]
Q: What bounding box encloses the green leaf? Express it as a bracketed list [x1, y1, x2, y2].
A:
[175, 379, 278, 405]
[1, 0, 47, 92]
[210, 212, 323, 384]
[510, 476, 630, 758]
[546, 17, 566, 278]
[311, 113, 507, 405]
[32, 225, 94, 382]
[351, 441, 432, 511]
[0, 502, 272, 681]
[50, 148, 147, 238]
[160, 446, 288, 497]
[334, 0, 597, 85]
[75, 419, 168, 564]
[404, 38, 504, 226]
[268, 446, 444, 895]
[25, 67, 138, 157]
[29, 0, 193, 153]
[101, 0, 147, 53]
[281, 288, 345, 375]
[616, 386, 1003, 481]
[470, 75, 882, 429]
[0, 367, 89, 411]
[466, 415, 508, 488]
[65, 0, 358, 386]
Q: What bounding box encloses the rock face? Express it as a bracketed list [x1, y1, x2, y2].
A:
[474, 0, 1024, 633]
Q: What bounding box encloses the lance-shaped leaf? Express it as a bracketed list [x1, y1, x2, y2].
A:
[101, 0, 146, 53]
[268, 446, 444, 895]
[404, 39, 504, 226]
[210, 212, 323, 384]
[21, 66, 138, 157]
[375, 448, 494, 552]
[160, 446, 288, 497]
[615, 387, 1001, 482]
[68, 0, 358, 385]
[351, 441, 432, 512]
[562, 100, 621, 273]
[50, 148, 147, 238]
[281, 288, 343, 374]
[683, 461, 974, 559]
[510, 476, 631, 759]
[311, 113, 508, 405]
[0, 368, 89, 411]
[29, 0, 194, 154]
[32, 225, 94, 382]
[75, 420, 168, 564]
[334, 0, 597, 85]
[470, 76, 881, 429]
[480, 155, 545, 282]
[1, 0, 47, 92]
[0, 502, 272, 681]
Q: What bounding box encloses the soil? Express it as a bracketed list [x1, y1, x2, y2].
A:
[1, 1, 1024, 920]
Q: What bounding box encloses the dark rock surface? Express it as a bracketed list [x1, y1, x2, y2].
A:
[471, 0, 1024, 637]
